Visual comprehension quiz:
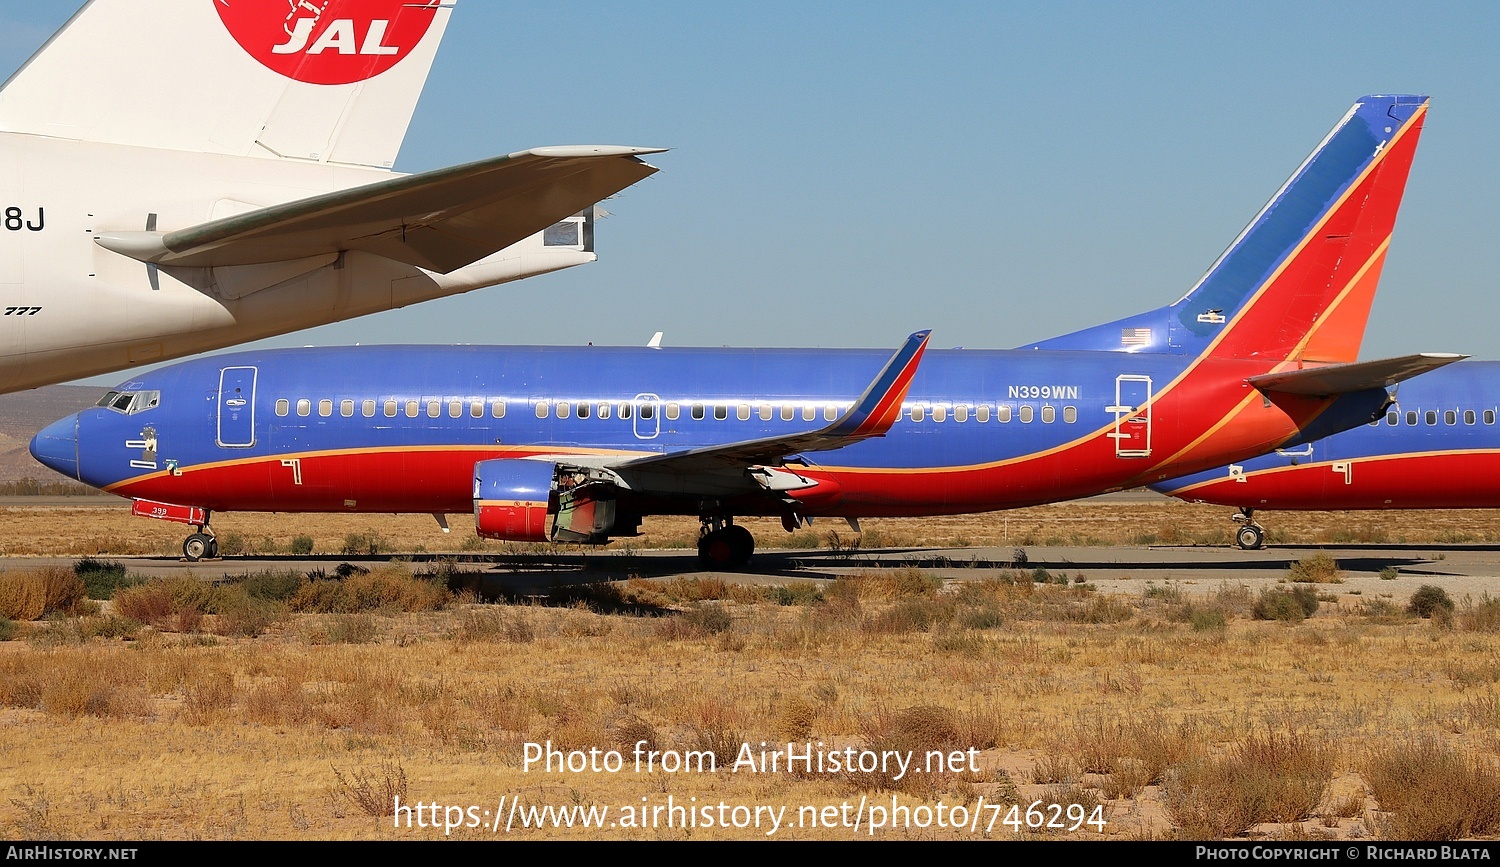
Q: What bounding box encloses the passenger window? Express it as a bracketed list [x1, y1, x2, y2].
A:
[1386, 411, 1398, 425]
[318, 399, 332, 417]
[1041, 405, 1055, 423]
[911, 405, 925, 422]
[824, 405, 837, 422]
[1406, 411, 1417, 426]
[276, 399, 289, 417]
[802, 406, 816, 422]
[954, 405, 968, 423]
[997, 405, 1012, 423]
[619, 403, 632, 420]
[781, 406, 794, 421]
[597, 403, 610, 420]
[297, 399, 311, 417]
[363, 400, 376, 418]
[578, 403, 591, 420]
[491, 400, 506, 419]
[932, 405, 947, 423]
[535, 401, 550, 419]
[427, 401, 440, 418]
[405, 401, 419, 418]
[449, 400, 462, 419]
[1445, 410, 1457, 425]
[471, 401, 484, 419]
[1425, 410, 1437, 426]
[665, 403, 679, 421]
[976, 405, 991, 423]
[557, 401, 571, 420]
[691, 404, 704, 420]
[759, 405, 773, 421]
[714, 405, 727, 421]
[1487, 410, 1496, 425]
[1019, 405, 1034, 423]
[740, 405, 752, 421]
[641, 404, 654, 420]
[384, 400, 397, 418]
[1064, 406, 1077, 424]
[340, 400, 354, 418]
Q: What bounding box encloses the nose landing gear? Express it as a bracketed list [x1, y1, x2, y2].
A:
[1232, 508, 1266, 550]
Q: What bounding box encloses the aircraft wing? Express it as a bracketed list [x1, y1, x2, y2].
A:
[614, 330, 932, 476]
[1248, 353, 1466, 397]
[95, 146, 665, 273]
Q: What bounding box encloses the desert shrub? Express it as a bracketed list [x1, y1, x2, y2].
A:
[215, 531, 246, 557]
[1287, 553, 1343, 584]
[0, 617, 16, 641]
[1186, 604, 1228, 632]
[764, 582, 824, 606]
[1253, 585, 1319, 622]
[333, 761, 408, 818]
[829, 568, 941, 602]
[291, 567, 450, 613]
[0, 567, 89, 620]
[340, 531, 388, 556]
[1457, 593, 1500, 632]
[1408, 585, 1455, 619]
[241, 570, 306, 601]
[289, 535, 315, 555]
[847, 705, 965, 795]
[661, 577, 731, 602]
[1362, 738, 1500, 839]
[1166, 730, 1334, 837]
[326, 613, 379, 644]
[863, 596, 956, 634]
[73, 559, 142, 600]
[957, 603, 1003, 630]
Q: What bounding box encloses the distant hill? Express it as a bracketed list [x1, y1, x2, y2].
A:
[0, 385, 107, 482]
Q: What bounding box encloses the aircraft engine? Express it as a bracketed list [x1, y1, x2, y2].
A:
[473, 459, 618, 543]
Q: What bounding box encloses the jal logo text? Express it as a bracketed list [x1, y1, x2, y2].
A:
[216, 0, 440, 86]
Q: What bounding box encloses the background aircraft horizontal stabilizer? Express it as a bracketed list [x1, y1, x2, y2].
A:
[1247, 353, 1466, 397]
[95, 147, 666, 272]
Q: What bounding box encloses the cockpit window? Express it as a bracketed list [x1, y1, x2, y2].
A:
[97, 390, 161, 415]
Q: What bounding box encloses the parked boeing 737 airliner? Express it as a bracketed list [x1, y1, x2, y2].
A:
[1151, 361, 1500, 549]
[0, 0, 662, 393]
[31, 95, 1454, 565]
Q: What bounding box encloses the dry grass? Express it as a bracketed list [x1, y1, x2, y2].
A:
[0, 566, 1496, 840]
[0, 566, 88, 620]
[1362, 738, 1500, 839]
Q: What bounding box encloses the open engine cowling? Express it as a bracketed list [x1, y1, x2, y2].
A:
[473, 458, 619, 543]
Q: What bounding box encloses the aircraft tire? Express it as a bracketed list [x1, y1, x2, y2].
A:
[725, 525, 754, 566]
[183, 533, 212, 561]
[1235, 524, 1265, 551]
[697, 531, 734, 569]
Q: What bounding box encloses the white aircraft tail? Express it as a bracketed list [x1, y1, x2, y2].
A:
[0, 0, 454, 168]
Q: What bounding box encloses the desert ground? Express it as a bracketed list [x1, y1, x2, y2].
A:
[0, 497, 1497, 842]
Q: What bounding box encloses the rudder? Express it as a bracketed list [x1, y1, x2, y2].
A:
[0, 0, 454, 169]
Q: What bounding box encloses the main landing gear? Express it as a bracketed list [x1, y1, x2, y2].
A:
[697, 516, 754, 569]
[1232, 508, 1266, 550]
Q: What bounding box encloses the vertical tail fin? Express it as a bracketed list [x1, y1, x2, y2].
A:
[1023, 95, 1428, 362]
[0, 0, 454, 169]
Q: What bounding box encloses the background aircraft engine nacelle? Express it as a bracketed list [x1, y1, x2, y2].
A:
[473, 459, 560, 542]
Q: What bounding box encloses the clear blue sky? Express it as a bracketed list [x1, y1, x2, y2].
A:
[4, 1, 1497, 373]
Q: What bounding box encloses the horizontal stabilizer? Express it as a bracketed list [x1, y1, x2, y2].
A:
[95, 146, 665, 272]
[618, 330, 932, 475]
[1248, 353, 1466, 397]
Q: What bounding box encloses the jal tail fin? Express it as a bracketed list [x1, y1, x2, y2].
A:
[0, 0, 454, 169]
[1023, 95, 1428, 362]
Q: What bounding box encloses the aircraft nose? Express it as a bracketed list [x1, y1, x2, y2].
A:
[30, 415, 80, 481]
